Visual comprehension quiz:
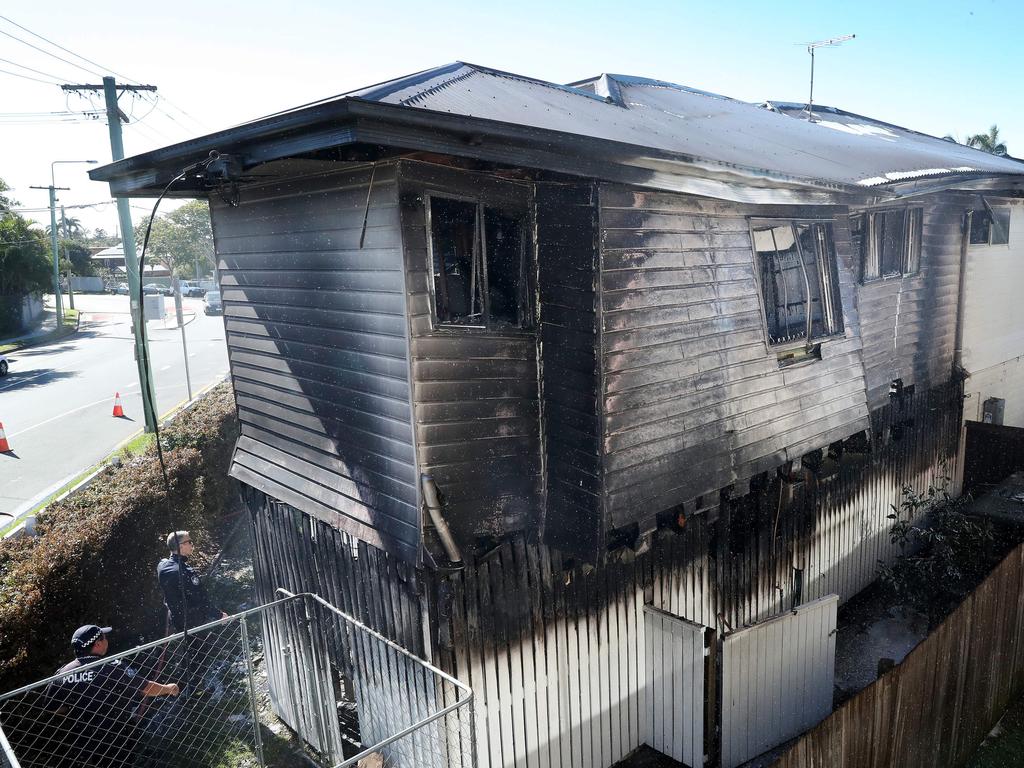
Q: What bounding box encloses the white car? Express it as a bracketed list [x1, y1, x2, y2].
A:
[0, 354, 8, 376]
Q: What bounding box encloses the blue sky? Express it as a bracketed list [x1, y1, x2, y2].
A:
[2, 0, 1020, 230]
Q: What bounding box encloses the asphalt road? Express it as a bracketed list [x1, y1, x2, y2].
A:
[0, 294, 230, 523]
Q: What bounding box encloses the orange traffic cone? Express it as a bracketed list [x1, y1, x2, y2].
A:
[0, 422, 10, 453]
[112, 392, 125, 418]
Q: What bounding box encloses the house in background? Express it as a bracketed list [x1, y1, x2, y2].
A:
[93, 63, 1024, 768]
[92, 243, 171, 277]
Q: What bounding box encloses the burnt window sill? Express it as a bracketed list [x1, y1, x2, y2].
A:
[775, 342, 823, 369]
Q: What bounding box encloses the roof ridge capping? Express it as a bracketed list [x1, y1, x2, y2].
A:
[568, 73, 741, 107]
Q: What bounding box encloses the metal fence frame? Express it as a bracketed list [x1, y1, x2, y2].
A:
[0, 591, 476, 768]
[276, 589, 477, 768]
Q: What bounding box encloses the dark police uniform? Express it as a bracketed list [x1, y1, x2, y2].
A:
[156, 554, 220, 631]
[46, 654, 148, 766]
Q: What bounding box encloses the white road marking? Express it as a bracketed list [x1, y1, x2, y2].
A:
[8, 387, 140, 438]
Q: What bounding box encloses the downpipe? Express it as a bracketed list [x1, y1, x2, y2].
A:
[421, 474, 464, 567]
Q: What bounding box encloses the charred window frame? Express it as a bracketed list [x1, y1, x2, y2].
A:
[855, 208, 923, 281]
[750, 219, 844, 347]
[969, 206, 1011, 246]
[426, 193, 532, 329]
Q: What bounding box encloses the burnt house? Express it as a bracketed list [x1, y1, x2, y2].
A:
[94, 64, 1024, 768]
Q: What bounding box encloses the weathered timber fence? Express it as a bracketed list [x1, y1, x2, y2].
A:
[770, 540, 1024, 768]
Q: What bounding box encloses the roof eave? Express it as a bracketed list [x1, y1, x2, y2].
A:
[878, 173, 1024, 199]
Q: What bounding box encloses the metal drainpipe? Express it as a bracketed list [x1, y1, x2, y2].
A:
[421, 474, 464, 567]
[954, 210, 972, 370]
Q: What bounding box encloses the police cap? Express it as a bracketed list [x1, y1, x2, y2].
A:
[71, 625, 112, 651]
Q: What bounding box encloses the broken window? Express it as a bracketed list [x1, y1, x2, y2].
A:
[857, 208, 923, 281]
[969, 206, 1011, 246]
[428, 196, 531, 328]
[751, 220, 844, 346]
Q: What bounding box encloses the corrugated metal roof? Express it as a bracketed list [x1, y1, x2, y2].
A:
[92, 62, 1024, 199]
[325, 62, 1024, 188]
[763, 101, 1023, 186]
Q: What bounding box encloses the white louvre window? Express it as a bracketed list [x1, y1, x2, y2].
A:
[751, 220, 844, 346]
[859, 208, 923, 281]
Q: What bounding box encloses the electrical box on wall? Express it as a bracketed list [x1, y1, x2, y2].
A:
[982, 397, 1006, 425]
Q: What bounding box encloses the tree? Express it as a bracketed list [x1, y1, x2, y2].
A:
[0, 178, 16, 213]
[138, 200, 215, 279]
[949, 124, 1009, 156]
[60, 238, 95, 276]
[85, 227, 119, 248]
[46, 216, 85, 239]
[0, 214, 51, 296]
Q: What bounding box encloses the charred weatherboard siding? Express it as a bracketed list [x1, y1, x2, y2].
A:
[598, 186, 871, 531]
[537, 181, 603, 556]
[854, 198, 964, 408]
[212, 161, 422, 562]
[398, 161, 543, 545]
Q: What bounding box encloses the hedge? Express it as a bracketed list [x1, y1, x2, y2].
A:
[0, 383, 239, 690]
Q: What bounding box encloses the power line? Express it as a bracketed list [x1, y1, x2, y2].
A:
[0, 55, 74, 82]
[140, 93, 211, 133]
[0, 66, 61, 86]
[0, 110, 94, 116]
[0, 111, 103, 122]
[0, 14, 140, 84]
[0, 27, 106, 80]
[6, 201, 117, 214]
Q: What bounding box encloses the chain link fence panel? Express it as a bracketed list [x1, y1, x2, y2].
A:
[0, 593, 475, 768]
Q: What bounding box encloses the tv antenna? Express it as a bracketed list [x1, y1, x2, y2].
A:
[802, 34, 855, 121]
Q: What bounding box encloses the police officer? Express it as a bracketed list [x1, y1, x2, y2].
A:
[157, 531, 227, 632]
[47, 625, 180, 767]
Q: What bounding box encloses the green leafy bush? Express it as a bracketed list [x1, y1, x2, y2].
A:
[0, 383, 238, 690]
[878, 477, 995, 625]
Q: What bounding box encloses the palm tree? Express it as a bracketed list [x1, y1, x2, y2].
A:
[965, 125, 1009, 156]
[45, 217, 85, 238]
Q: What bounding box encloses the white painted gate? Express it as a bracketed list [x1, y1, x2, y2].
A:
[720, 594, 838, 768]
[642, 606, 709, 768]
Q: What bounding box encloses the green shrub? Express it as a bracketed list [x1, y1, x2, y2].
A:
[0, 383, 239, 690]
[878, 477, 995, 626]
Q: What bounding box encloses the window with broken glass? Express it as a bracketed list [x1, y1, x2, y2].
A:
[751, 220, 844, 347]
[855, 208, 923, 281]
[969, 206, 1011, 246]
[427, 195, 531, 328]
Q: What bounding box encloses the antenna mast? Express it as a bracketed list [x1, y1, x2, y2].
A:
[804, 34, 855, 121]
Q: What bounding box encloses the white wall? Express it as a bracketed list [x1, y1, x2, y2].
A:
[963, 356, 1024, 428]
[961, 201, 1024, 428]
[962, 202, 1024, 374]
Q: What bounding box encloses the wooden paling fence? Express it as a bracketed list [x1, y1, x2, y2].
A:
[771, 541, 1024, 768]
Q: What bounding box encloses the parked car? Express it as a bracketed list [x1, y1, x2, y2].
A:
[0, 354, 8, 376]
[143, 283, 172, 296]
[177, 280, 206, 298]
[116, 282, 130, 295]
[203, 290, 223, 315]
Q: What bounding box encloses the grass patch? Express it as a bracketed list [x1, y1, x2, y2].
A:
[119, 431, 156, 459]
[0, 308, 80, 354]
